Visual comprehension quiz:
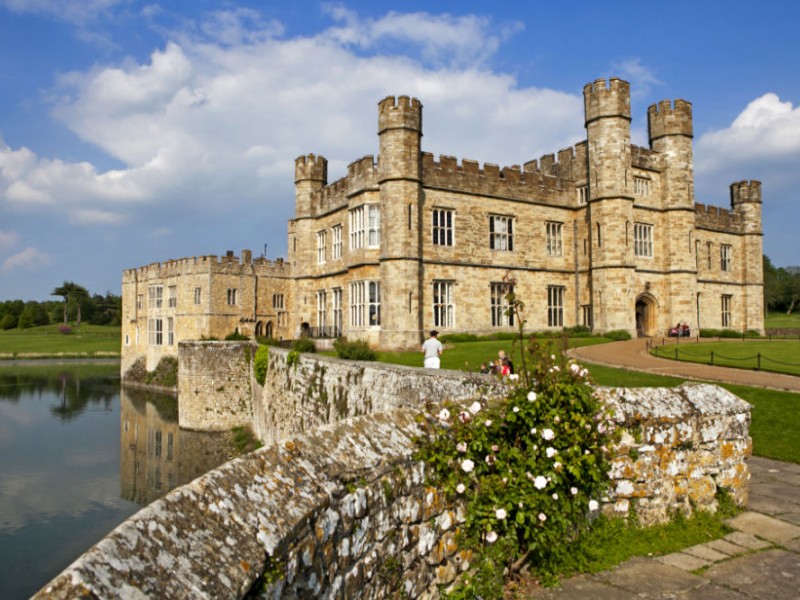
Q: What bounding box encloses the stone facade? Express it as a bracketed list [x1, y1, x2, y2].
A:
[121, 76, 764, 367]
[121, 252, 292, 372]
[35, 373, 751, 599]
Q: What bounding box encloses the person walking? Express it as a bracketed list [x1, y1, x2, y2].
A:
[421, 330, 443, 369]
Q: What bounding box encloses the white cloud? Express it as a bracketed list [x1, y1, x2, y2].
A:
[0, 230, 18, 252]
[1, 247, 51, 272]
[0, 9, 583, 233]
[71, 209, 126, 225]
[696, 93, 800, 172]
[612, 57, 662, 97]
[322, 6, 523, 67]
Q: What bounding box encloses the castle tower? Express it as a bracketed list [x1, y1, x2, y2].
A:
[377, 95, 424, 348]
[583, 78, 636, 335]
[289, 154, 327, 298]
[294, 154, 327, 218]
[731, 180, 764, 332]
[648, 99, 697, 330]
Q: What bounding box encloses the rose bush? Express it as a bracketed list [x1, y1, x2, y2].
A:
[415, 339, 617, 596]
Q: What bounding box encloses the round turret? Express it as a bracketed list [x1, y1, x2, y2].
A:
[731, 180, 762, 234]
[583, 78, 631, 125]
[294, 154, 328, 185]
[648, 99, 693, 142]
[378, 95, 422, 135]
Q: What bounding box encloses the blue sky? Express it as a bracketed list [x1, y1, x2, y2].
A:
[1, 0, 799, 300]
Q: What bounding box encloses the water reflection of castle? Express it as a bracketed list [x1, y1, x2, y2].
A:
[119, 387, 230, 505]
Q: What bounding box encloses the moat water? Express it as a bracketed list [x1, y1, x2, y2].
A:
[0, 362, 231, 599]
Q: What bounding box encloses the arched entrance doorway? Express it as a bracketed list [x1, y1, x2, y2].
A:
[635, 294, 657, 337]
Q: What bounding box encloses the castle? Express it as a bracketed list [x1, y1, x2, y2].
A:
[121, 77, 764, 372]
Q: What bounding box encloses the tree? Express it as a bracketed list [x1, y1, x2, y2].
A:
[51, 281, 89, 324]
[18, 302, 49, 329]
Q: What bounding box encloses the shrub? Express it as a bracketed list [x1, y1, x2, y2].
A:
[333, 337, 377, 361]
[149, 356, 178, 387]
[123, 357, 148, 383]
[440, 333, 479, 343]
[256, 336, 282, 347]
[58, 324, 73, 335]
[415, 341, 616, 596]
[0, 314, 17, 330]
[225, 328, 250, 341]
[562, 325, 592, 337]
[604, 329, 632, 341]
[292, 338, 316, 353]
[254, 345, 270, 385]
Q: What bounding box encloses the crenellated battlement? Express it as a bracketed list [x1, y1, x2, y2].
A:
[347, 155, 378, 192]
[694, 203, 743, 233]
[421, 142, 587, 204]
[648, 99, 693, 141]
[377, 95, 422, 133]
[631, 144, 663, 171]
[295, 154, 328, 184]
[730, 180, 762, 205]
[122, 251, 291, 282]
[583, 78, 631, 124]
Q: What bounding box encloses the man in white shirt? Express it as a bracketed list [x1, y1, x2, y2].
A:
[421, 330, 443, 369]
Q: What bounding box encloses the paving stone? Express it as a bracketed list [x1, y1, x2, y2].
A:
[726, 512, 800, 544]
[655, 552, 710, 571]
[597, 557, 708, 597]
[723, 531, 772, 551]
[749, 484, 800, 510]
[706, 538, 748, 557]
[679, 583, 750, 599]
[703, 549, 800, 599]
[525, 575, 639, 599]
[682, 544, 729, 562]
[785, 538, 800, 554]
[779, 511, 800, 526]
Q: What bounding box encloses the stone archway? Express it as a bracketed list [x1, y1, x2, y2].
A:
[635, 293, 657, 337]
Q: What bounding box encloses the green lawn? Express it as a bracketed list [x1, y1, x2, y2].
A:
[0, 323, 120, 357]
[371, 336, 611, 371]
[765, 311, 800, 330]
[649, 340, 800, 376]
[368, 339, 799, 464]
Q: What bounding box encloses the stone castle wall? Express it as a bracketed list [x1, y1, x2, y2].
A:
[177, 341, 258, 431]
[36, 361, 752, 599]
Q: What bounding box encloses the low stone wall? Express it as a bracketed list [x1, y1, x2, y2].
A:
[36, 382, 751, 599]
[178, 341, 258, 431]
[253, 347, 503, 445]
[599, 384, 751, 525]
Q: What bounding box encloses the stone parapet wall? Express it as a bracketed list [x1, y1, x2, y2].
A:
[600, 384, 751, 525]
[36, 380, 751, 599]
[178, 341, 258, 431]
[254, 347, 503, 445]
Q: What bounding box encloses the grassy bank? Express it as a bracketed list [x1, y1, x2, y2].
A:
[0, 323, 120, 358]
[765, 311, 800, 329]
[649, 339, 800, 376]
[371, 338, 799, 465]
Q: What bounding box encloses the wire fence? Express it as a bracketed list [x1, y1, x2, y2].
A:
[647, 338, 800, 376]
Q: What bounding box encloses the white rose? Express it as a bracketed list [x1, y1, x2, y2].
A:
[495, 508, 507, 520]
[570, 487, 578, 495]
[589, 500, 599, 511]
[486, 531, 498, 543]
[461, 459, 475, 473]
[456, 483, 466, 494]
[527, 391, 537, 402]
[534, 476, 547, 490]
[546, 447, 556, 458]
[542, 428, 555, 441]
[437, 408, 451, 421]
[469, 401, 482, 414]
[538, 512, 547, 522]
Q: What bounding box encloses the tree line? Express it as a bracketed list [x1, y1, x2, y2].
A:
[0, 281, 121, 330]
[764, 256, 800, 315]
